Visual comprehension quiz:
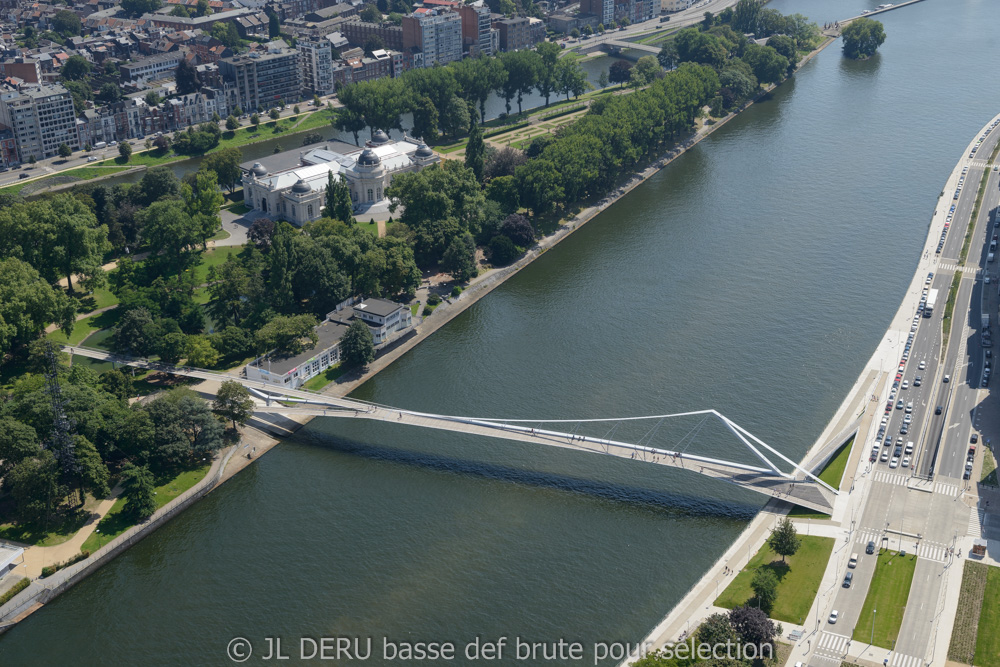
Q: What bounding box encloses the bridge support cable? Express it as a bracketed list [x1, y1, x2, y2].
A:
[718, 414, 784, 475]
[724, 420, 838, 495]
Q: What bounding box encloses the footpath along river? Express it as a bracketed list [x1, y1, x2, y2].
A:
[3, 1, 1000, 665]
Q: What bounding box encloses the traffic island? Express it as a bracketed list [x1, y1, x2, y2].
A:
[852, 550, 917, 648]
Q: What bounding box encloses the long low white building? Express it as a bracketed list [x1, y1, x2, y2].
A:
[246, 297, 414, 388]
[241, 130, 439, 226]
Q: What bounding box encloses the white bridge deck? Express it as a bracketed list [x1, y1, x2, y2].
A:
[68, 345, 837, 513]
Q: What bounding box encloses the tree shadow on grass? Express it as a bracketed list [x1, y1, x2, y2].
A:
[0, 506, 92, 546]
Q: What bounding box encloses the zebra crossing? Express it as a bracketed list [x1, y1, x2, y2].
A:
[855, 527, 883, 546]
[933, 481, 961, 497]
[873, 470, 909, 486]
[969, 507, 984, 538]
[916, 540, 950, 563]
[817, 631, 850, 654]
[889, 651, 925, 667]
[969, 159, 991, 168]
[936, 262, 982, 274]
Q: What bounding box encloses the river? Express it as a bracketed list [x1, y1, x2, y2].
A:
[3, 1, 1000, 665]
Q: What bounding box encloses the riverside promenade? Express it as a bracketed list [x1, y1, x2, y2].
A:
[622, 108, 1000, 667]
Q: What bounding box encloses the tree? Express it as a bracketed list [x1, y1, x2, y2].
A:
[226, 114, 239, 131]
[841, 17, 886, 60]
[132, 165, 181, 207]
[359, 3, 382, 22]
[170, 3, 190, 16]
[182, 168, 224, 249]
[269, 108, 280, 120]
[113, 307, 159, 356]
[332, 107, 366, 146]
[766, 34, 798, 66]
[250, 113, 260, 129]
[213, 380, 254, 430]
[153, 134, 170, 152]
[488, 234, 518, 266]
[535, 41, 562, 107]
[767, 517, 800, 562]
[52, 9, 82, 36]
[452, 55, 507, 122]
[139, 200, 200, 265]
[751, 567, 779, 612]
[72, 435, 110, 502]
[731, 0, 763, 34]
[119, 142, 132, 162]
[340, 319, 375, 368]
[97, 82, 120, 104]
[196, 0, 211, 16]
[256, 314, 319, 355]
[629, 55, 661, 88]
[58, 143, 72, 158]
[176, 59, 201, 95]
[657, 42, 678, 71]
[702, 10, 715, 30]
[500, 50, 541, 115]
[8, 451, 61, 524]
[202, 147, 242, 194]
[728, 605, 777, 655]
[121, 0, 162, 18]
[45, 194, 112, 294]
[120, 463, 156, 520]
[411, 96, 439, 143]
[247, 217, 276, 250]
[185, 335, 219, 367]
[570, 28, 580, 39]
[609, 59, 633, 87]
[211, 21, 241, 49]
[464, 107, 485, 183]
[696, 612, 739, 650]
[441, 231, 477, 281]
[598, 70, 609, 89]
[324, 171, 355, 224]
[556, 58, 589, 101]
[268, 10, 281, 38]
[0, 417, 41, 480]
[741, 44, 789, 85]
[499, 213, 534, 247]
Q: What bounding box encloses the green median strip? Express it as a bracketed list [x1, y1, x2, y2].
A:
[852, 550, 917, 648]
[941, 270, 961, 357]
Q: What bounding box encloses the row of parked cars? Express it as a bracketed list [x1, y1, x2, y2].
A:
[970, 117, 1000, 159]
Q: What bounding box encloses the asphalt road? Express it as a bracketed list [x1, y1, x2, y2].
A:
[808, 121, 1000, 667]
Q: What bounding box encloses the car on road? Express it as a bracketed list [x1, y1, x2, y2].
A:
[87, 155, 98, 162]
[935, 405, 943, 414]
[890, 457, 899, 468]
[880, 449, 890, 462]
[843, 572, 853, 588]
[900, 424, 909, 435]
[918, 360, 926, 370]
[966, 460, 974, 473]
[971, 433, 979, 443]
[896, 400, 904, 410]
[964, 469, 972, 480]
[903, 414, 912, 424]
[902, 380, 909, 389]
[866, 541, 876, 554]
[902, 456, 910, 468]
[944, 375, 950, 383]
[914, 376, 921, 386]
[828, 610, 839, 624]
[987, 275, 992, 285]
[18, 173, 28, 179]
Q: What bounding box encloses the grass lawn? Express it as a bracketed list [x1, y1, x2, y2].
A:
[0, 165, 133, 196]
[975, 565, 1000, 667]
[46, 308, 119, 346]
[71, 287, 118, 313]
[190, 246, 243, 284]
[357, 220, 380, 237]
[715, 535, 834, 624]
[0, 498, 99, 547]
[852, 550, 917, 648]
[981, 449, 997, 486]
[80, 462, 212, 554]
[818, 436, 855, 489]
[410, 303, 420, 316]
[226, 202, 252, 215]
[302, 363, 346, 391]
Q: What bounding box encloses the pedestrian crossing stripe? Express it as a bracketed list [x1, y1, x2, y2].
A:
[970, 159, 990, 168]
[933, 482, 961, 497]
[916, 541, 949, 563]
[818, 632, 850, 652]
[969, 507, 984, 539]
[873, 471, 908, 485]
[936, 263, 981, 274]
[891, 651, 924, 667]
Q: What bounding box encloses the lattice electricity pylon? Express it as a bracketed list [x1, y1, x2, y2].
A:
[44, 343, 78, 476]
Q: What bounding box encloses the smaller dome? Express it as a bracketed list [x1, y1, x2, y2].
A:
[371, 129, 390, 145]
[291, 178, 310, 194]
[357, 148, 381, 167]
[251, 162, 267, 176]
[414, 143, 434, 158]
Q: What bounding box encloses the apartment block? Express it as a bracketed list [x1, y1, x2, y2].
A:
[299, 38, 335, 96]
[220, 45, 301, 111]
[402, 8, 463, 66]
[0, 83, 79, 162]
[457, 1, 493, 56]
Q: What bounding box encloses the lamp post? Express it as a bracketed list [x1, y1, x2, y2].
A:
[871, 609, 877, 645]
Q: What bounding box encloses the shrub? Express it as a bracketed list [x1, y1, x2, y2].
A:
[0, 577, 30, 605]
[451, 286, 462, 297]
[427, 293, 441, 305]
[422, 306, 433, 316]
[39, 551, 91, 578]
[488, 235, 519, 266]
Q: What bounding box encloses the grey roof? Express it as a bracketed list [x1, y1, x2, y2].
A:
[291, 177, 310, 193]
[414, 143, 433, 158]
[357, 147, 380, 166]
[353, 297, 404, 318]
[257, 319, 350, 376]
[239, 140, 359, 174]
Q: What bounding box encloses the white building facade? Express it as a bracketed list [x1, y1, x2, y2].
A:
[242, 130, 440, 226]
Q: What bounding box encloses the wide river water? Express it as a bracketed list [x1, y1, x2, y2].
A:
[4, 1, 1000, 665]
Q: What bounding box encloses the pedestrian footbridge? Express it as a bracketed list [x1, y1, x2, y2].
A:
[67, 346, 838, 513]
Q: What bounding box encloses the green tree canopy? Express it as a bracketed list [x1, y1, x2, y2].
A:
[213, 380, 254, 429]
[767, 517, 801, 562]
[842, 17, 886, 60]
[340, 318, 375, 368]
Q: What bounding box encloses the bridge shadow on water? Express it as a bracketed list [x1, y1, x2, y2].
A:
[299, 431, 762, 521]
